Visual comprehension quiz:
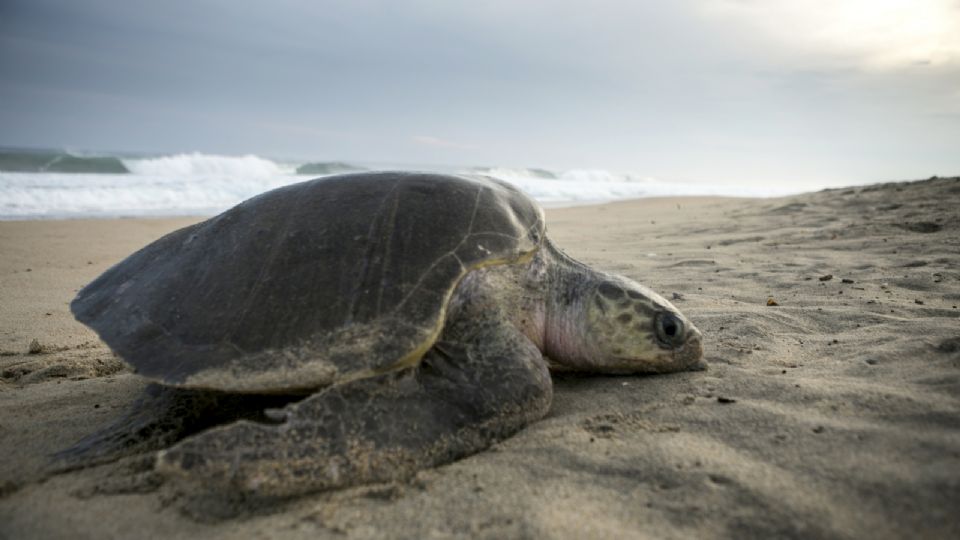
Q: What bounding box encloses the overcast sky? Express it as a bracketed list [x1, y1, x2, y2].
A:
[1, 0, 958, 186]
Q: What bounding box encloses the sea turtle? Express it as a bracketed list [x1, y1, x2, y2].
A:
[62, 172, 705, 497]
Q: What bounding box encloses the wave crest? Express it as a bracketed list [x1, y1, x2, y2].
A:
[124, 153, 286, 178]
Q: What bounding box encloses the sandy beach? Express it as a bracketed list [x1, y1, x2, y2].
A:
[1, 177, 958, 539]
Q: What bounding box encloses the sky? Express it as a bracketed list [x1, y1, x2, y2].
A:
[1, 0, 958, 187]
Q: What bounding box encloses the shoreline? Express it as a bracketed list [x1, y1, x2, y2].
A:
[2, 168, 864, 222]
[0, 193, 753, 222]
[2, 173, 938, 222]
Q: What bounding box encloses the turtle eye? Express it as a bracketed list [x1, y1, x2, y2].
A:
[655, 312, 684, 348]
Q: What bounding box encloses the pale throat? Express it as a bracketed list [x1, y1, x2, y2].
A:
[514, 250, 595, 369]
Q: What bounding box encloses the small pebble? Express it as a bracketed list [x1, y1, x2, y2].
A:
[915, 299, 924, 305]
[812, 426, 825, 434]
[28, 339, 43, 354]
[841, 278, 855, 283]
[819, 274, 833, 281]
[766, 298, 779, 306]
[717, 397, 737, 404]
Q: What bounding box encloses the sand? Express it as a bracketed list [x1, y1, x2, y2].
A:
[1, 177, 958, 539]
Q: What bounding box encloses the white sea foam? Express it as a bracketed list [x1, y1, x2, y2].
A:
[0, 152, 808, 219]
[0, 171, 303, 219]
[469, 167, 801, 205]
[124, 152, 296, 177]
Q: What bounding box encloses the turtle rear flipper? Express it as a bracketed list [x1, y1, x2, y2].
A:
[156, 318, 553, 498]
[52, 384, 301, 472]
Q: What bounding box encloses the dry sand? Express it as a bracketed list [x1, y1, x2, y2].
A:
[1, 177, 958, 539]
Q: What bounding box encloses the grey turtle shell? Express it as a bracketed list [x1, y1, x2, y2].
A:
[72, 172, 545, 392]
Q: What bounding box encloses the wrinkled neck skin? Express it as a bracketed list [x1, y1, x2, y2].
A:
[521, 240, 598, 369]
[448, 239, 622, 370]
[449, 239, 596, 368]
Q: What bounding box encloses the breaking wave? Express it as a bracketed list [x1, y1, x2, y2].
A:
[0, 149, 805, 219]
[123, 152, 292, 177]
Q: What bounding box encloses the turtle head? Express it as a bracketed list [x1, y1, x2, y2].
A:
[568, 277, 705, 373]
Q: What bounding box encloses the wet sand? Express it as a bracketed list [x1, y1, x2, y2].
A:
[1, 177, 958, 539]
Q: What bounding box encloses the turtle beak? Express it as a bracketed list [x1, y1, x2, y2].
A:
[677, 328, 706, 371]
[689, 355, 708, 371]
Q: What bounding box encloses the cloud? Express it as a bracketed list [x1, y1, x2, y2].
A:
[411, 135, 479, 150]
[258, 121, 360, 140]
[1, 0, 957, 182]
[699, 0, 960, 70]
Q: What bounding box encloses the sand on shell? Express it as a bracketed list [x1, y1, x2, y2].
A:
[1, 177, 958, 539]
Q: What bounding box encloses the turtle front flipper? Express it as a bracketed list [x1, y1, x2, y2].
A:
[156, 319, 553, 498]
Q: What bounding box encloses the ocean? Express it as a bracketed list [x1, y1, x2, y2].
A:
[0, 149, 813, 220]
